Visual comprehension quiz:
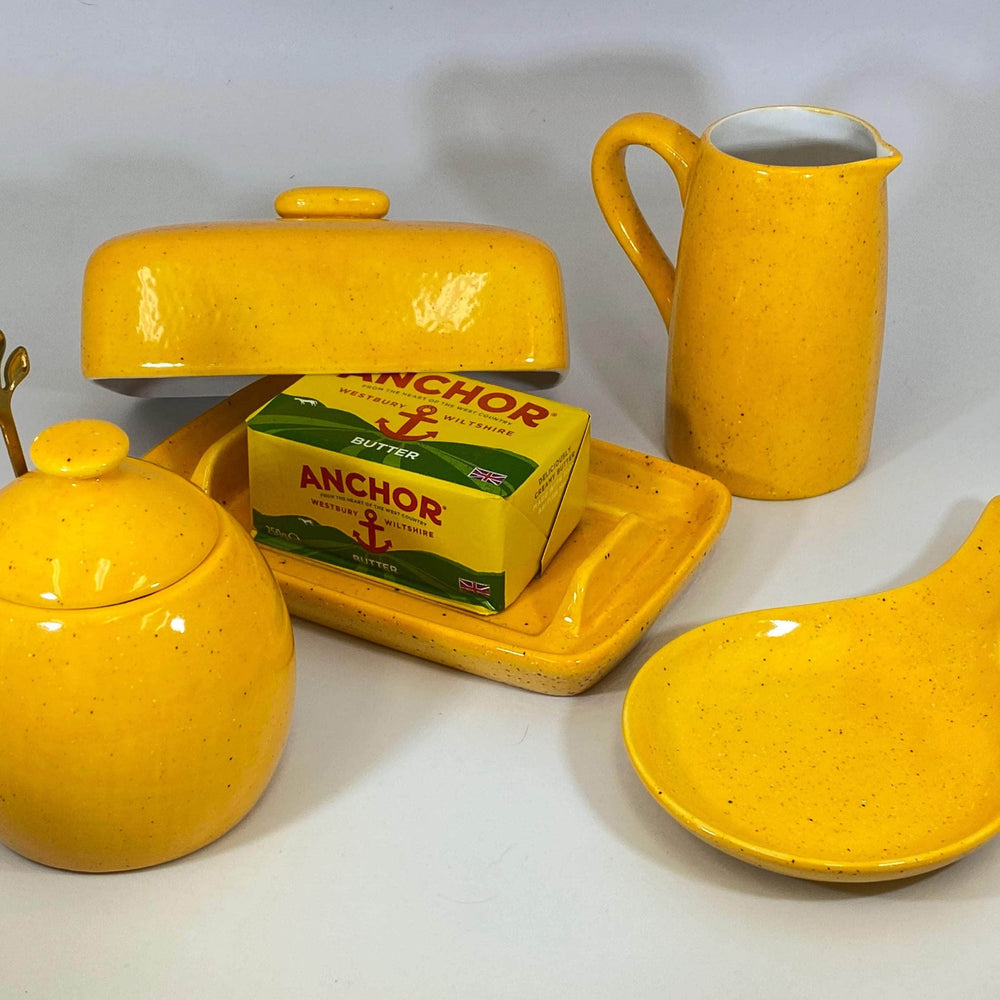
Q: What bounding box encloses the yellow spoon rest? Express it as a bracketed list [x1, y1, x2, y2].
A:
[623, 498, 1000, 880]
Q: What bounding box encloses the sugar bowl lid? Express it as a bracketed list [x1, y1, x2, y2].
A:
[0, 420, 220, 610]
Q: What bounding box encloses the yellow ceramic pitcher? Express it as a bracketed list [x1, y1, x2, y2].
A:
[592, 106, 901, 500]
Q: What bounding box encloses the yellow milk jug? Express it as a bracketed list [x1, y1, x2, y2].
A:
[593, 106, 901, 500]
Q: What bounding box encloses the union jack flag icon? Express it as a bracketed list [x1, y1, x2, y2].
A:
[468, 466, 507, 486]
[459, 578, 492, 595]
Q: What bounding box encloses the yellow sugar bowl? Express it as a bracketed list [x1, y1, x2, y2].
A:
[0, 419, 295, 871]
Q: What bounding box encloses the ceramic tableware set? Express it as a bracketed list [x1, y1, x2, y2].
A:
[2, 104, 997, 882]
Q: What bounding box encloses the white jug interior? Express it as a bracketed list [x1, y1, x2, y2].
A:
[708, 106, 885, 167]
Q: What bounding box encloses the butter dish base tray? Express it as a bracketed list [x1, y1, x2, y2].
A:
[145, 376, 731, 695]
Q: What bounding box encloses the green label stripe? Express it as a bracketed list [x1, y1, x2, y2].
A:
[248, 393, 537, 496]
[253, 511, 506, 612]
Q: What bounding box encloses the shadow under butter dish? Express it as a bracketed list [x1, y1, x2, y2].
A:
[0, 420, 295, 872]
[623, 499, 1000, 881]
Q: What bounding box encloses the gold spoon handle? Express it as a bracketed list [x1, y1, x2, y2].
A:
[0, 330, 30, 478]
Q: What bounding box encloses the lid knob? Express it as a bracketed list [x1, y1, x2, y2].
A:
[31, 419, 129, 478]
[274, 186, 390, 220]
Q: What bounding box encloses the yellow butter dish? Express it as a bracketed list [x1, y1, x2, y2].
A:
[145, 376, 730, 695]
[82, 187, 568, 397]
[623, 498, 1000, 880]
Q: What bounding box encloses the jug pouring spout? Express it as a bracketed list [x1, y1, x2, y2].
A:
[855, 119, 902, 177]
[870, 137, 902, 178]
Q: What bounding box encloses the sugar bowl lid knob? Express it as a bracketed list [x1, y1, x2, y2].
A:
[31, 419, 129, 478]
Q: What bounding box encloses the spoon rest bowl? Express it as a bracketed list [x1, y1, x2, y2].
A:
[623, 499, 1000, 880]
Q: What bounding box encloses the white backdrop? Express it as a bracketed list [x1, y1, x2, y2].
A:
[2, 3, 1000, 997]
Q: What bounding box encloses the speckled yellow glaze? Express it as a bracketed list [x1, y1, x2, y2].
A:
[81, 186, 567, 385]
[623, 498, 1000, 881]
[593, 107, 901, 499]
[0, 420, 295, 871]
[144, 377, 731, 695]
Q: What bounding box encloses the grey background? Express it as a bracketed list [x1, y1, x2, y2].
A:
[1, 3, 999, 997]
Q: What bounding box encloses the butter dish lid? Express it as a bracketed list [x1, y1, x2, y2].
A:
[82, 187, 569, 397]
[0, 420, 220, 610]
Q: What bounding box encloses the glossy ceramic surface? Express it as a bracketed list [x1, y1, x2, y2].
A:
[0, 420, 295, 871]
[623, 499, 1000, 881]
[82, 186, 568, 394]
[592, 106, 901, 500]
[145, 377, 731, 695]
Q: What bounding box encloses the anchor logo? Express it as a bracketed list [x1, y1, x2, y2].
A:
[376, 404, 439, 441]
[353, 508, 393, 553]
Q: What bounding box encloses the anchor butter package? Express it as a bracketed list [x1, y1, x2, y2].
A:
[245, 373, 590, 614]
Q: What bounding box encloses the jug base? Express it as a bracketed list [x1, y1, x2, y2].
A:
[666, 447, 867, 501]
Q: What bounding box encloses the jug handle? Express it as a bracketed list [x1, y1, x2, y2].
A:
[591, 113, 700, 329]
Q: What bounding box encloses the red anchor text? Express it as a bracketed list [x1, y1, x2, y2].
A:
[299, 465, 443, 524]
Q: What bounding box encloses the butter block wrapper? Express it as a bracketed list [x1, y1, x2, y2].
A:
[245, 373, 590, 614]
